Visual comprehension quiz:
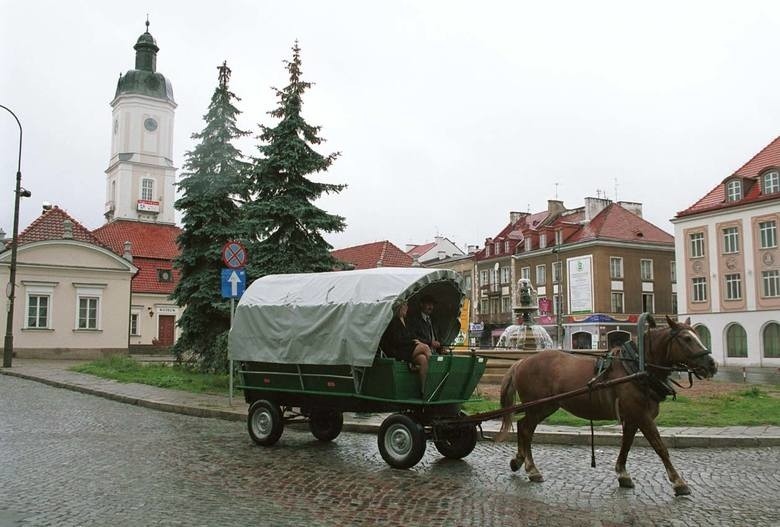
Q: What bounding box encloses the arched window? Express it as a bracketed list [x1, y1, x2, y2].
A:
[572, 331, 592, 350]
[607, 330, 631, 350]
[694, 324, 711, 351]
[726, 179, 743, 201]
[726, 323, 747, 358]
[763, 322, 780, 358]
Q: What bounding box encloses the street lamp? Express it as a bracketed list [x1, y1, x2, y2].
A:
[553, 245, 563, 349]
[2, 104, 29, 368]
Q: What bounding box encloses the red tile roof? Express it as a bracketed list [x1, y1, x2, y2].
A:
[567, 203, 673, 245]
[93, 220, 181, 259]
[332, 241, 414, 270]
[475, 211, 551, 261]
[130, 256, 179, 295]
[677, 136, 780, 217]
[406, 241, 436, 259]
[93, 220, 182, 295]
[14, 206, 106, 248]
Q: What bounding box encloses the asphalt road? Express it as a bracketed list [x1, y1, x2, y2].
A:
[1, 375, 778, 527]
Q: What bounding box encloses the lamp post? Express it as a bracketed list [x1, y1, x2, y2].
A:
[553, 246, 562, 349]
[2, 104, 27, 368]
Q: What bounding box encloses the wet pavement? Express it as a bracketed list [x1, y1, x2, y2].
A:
[1, 374, 779, 527]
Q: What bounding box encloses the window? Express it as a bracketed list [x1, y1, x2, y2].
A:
[495, 242, 501, 254]
[763, 270, 780, 298]
[552, 261, 562, 283]
[535, 265, 546, 285]
[642, 293, 654, 313]
[692, 277, 708, 302]
[479, 299, 489, 315]
[671, 293, 678, 314]
[501, 296, 511, 313]
[500, 266, 510, 284]
[130, 313, 139, 336]
[670, 261, 676, 283]
[725, 273, 742, 300]
[141, 178, 154, 201]
[610, 257, 623, 279]
[463, 274, 472, 292]
[539, 234, 547, 248]
[759, 221, 777, 249]
[555, 231, 563, 245]
[504, 241, 510, 253]
[640, 259, 653, 281]
[726, 179, 742, 201]
[520, 267, 530, 281]
[78, 297, 99, 329]
[763, 171, 780, 194]
[525, 238, 532, 252]
[722, 227, 739, 254]
[26, 295, 50, 328]
[694, 325, 711, 351]
[690, 232, 704, 258]
[480, 270, 489, 287]
[553, 294, 562, 315]
[491, 298, 500, 314]
[764, 323, 780, 358]
[611, 292, 624, 313]
[726, 323, 748, 357]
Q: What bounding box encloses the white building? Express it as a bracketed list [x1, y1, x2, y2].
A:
[406, 236, 465, 264]
[672, 137, 780, 366]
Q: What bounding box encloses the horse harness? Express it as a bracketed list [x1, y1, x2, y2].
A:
[592, 340, 677, 402]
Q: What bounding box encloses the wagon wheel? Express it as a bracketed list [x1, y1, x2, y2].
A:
[433, 422, 478, 460]
[378, 414, 426, 469]
[247, 400, 284, 446]
[308, 409, 344, 442]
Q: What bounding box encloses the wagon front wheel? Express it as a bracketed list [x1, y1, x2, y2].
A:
[433, 423, 478, 459]
[248, 400, 284, 446]
[309, 409, 343, 442]
[378, 413, 426, 469]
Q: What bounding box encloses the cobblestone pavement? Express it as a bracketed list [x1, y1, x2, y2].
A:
[1, 376, 779, 527]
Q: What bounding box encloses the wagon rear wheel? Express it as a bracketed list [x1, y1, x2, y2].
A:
[433, 423, 478, 459]
[308, 409, 344, 442]
[248, 400, 284, 446]
[378, 413, 426, 469]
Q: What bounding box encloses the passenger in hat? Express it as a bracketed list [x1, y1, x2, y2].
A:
[408, 294, 446, 354]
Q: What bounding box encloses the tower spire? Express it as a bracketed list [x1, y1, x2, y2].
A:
[145, 14, 150, 33]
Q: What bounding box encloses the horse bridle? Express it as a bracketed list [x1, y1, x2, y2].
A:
[647, 327, 712, 380]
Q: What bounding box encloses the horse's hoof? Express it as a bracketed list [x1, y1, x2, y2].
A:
[509, 458, 520, 472]
[528, 473, 544, 483]
[674, 484, 691, 497]
[618, 476, 635, 489]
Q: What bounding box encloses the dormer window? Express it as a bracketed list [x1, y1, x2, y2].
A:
[763, 170, 780, 195]
[495, 242, 501, 254]
[726, 179, 742, 202]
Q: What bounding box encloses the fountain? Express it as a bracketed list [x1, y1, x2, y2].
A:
[495, 278, 555, 350]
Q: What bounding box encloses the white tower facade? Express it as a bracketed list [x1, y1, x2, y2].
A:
[105, 24, 177, 224]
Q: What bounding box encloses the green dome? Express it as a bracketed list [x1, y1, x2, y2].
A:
[114, 24, 174, 103]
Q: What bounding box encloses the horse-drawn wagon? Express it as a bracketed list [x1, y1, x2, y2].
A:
[228, 268, 486, 469]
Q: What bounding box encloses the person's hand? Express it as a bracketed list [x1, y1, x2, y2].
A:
[431, 340, 441, 349]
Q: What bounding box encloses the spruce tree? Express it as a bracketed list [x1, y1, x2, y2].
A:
[243, 42, 346, 278]
[172, 62, 249, 371]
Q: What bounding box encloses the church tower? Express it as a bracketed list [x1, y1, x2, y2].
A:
[105, 21, 177, 224]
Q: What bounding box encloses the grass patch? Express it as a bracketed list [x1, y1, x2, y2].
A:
[464, 386, 780, 427]
[71, 356, 233, 395]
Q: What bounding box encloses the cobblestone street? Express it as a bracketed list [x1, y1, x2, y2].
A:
[1, 375, 779, 527]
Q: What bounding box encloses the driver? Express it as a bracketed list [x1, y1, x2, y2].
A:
[409, 294, 447, 354]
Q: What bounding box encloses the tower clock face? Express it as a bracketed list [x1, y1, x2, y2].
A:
[144, 117, 158, 132]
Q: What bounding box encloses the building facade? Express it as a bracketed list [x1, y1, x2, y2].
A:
[406, 236, 465, 264]
[673, 137, 780, 366]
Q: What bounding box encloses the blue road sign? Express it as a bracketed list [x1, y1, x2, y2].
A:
[221, 268, 246, 298]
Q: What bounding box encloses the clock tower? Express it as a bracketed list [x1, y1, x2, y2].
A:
[105, 21, 177, 224]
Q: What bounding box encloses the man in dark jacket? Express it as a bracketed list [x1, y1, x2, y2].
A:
[409, 294, 445, 354]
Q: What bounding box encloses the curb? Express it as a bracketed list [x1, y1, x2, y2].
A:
[3, 369, 779, 448]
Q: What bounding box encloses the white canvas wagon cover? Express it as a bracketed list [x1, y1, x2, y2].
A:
[228, 267, 465, 367]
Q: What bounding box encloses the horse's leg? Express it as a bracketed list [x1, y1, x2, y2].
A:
[517, 406, 557, 483]
[615, 421, 638, 488]
[509, 416, 525, 472]
[638, 420, 690, 496]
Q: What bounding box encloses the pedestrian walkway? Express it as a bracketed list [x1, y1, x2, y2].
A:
[3, 359, 779, 448]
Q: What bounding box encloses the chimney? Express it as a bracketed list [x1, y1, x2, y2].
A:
[617, 201, 643, 218]
[62, 219, 73, 239]
[123, 241, 133, 262]
[509, 211, 529, 224]
[583, 196, 612, 222]
[467, 245, 479, 254]
[547, 199, 565, 216]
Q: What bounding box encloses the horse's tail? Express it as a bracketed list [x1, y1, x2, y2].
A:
[495, 363, 518, 442]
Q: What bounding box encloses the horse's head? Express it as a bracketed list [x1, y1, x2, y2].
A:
[662, 315, 718, 379]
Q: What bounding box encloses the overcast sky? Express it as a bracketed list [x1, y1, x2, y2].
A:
[2, 1, 780, 251]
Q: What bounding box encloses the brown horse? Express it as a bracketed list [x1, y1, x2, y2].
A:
[496, 316, 717, 496]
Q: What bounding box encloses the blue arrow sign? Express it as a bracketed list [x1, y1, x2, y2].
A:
[221, 268, 246, 298]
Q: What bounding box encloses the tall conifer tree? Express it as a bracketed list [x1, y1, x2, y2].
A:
[173, 62, 249, 371]
[243, 42, 346, 278]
